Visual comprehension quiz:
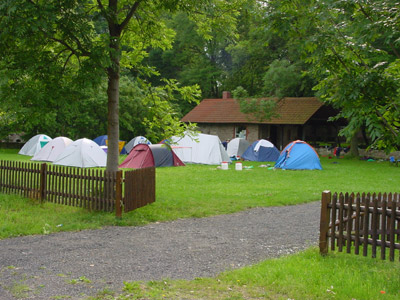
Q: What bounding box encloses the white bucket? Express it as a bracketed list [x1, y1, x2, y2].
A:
[235, 162, 242, 170]
[221, 161, 228, 170]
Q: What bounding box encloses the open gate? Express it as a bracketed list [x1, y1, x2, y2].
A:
[123, 167, 156, 213]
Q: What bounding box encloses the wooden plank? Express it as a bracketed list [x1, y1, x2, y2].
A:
[90, 168, 95, 211]
[319, 191, 331, 255]
[22, 162, 27, 197]
[331, 193, 337, 251]
[389, 200, 396, 261]
[11, 161, 16, 193]
[354, 194, 361, 255]
[363, 196, 370, 257]
[79, 168, 83, 208]
[372, 198, 378, 258]
[346, 193, 353, 254]
[95, 169, 99, 210]
[68, 167, 72, 206]
[83, 168, 88, 209]
[51, 165, 56, 203]
[71, 168, 76, 207]
[39, 164, 45, 201]
[388, 193, 393, 242]
[338, 193, 344, 252]
[381, 199, 387, 260]
[116, 171, 122, 218]
[6, 160, 10, 194]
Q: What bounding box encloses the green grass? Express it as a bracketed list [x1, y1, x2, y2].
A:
[1, 149, 400, 299]
[91, 248, 400, 300]
[1, 149, 400, 239]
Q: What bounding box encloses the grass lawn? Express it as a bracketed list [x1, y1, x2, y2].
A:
[93, 248, 399, 300]
[1, 148, 399, 299]
[1, 148, 399, 238]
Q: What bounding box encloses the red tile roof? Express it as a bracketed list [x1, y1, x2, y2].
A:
[181, 97, 323, 125]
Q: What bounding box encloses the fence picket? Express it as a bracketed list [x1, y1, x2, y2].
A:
[346, 193, 353, 254]
[1, 160, 155, 215]
[389, 200, 396, 261]
[372, 198, 378, 258]
[381, 199, 387, 260]
[363, 196, 370, 257]
[331, 193, 337, 251]
[321, 191, 400, 262]
[338, 193, 344, 252]
[354, 193, 361, 255]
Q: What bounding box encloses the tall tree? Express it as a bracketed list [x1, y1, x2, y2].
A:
[225, 0, 315, 97]
[266, 0, 400, 151]
[146, 10, 239, 100]
[0, 0, 242, 171]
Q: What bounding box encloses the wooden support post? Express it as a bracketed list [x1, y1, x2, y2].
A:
[115, 170, 123, 219]
[39, 163, 47, 203]
[320, 190, 331, 255]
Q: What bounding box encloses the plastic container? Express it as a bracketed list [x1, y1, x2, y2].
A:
[221, 161, 229, 170]
[235, 162, 242, 170]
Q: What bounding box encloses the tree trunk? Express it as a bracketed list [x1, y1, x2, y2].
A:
[106, 66, 120, 172]
[106, 18, 121, 172]
[350, 131, 359, 157]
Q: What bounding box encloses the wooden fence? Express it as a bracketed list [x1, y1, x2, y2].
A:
[0, 160, 155, 216]
[320, 191, 400, 261]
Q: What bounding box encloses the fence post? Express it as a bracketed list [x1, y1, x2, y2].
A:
[39, 163, 47, 203]
[115, 170, 123, 219]
[320, 190, 331, 255]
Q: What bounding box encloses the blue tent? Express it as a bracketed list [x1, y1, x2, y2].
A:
[93, 135, 127, 154]
[242, 139, 280, 162]
[274, 140, 322, 170]
[93, 135, 108, 146]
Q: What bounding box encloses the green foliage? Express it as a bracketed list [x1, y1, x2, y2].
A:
[145, 8, 240, 99]
[0, 0, 243, 171]
[266, 0, 400, 151]
[118, 75, 201, 142]
[225, 0, 315, 97]
[232, 86, 279, 122]
[262, 59, 305, 98]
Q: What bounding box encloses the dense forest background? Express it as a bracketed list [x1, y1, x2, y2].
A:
[1, 0, 399, 153]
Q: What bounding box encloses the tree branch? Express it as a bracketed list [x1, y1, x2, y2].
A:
[119, 0, 143, 33]
[356, 1, 400, 59]
[375, 108, 398, 138]
[63, 52, 74, 70]
[96, 0, 111, 23]
[356, 1, 374, 22]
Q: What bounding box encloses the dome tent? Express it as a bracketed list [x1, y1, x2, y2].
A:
[274, 140, 322, 170]
[31, 137, 73, 162]
[18, 134, 52, 156]
[124, 136, 152, 154]
[119, 144, 185, 169]
[164, 132, 231, 165]
[93, 135, 127, 154]
[53, 138, 107, 168]
[242, 139, 280, 162]
[93, 135, 108, 146]
[227, 138, 251, 158]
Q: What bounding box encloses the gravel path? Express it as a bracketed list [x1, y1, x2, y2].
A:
[0, 201, 321, 299]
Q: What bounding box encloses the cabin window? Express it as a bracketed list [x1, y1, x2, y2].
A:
[235, 126, 246, 139]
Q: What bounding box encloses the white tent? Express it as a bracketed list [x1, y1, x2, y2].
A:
[18, 134, 52, 156]
[167, 133, 231, 165]
[125, 136, 152, 154]
[53, 138, 107, 168]
[227, 138, 251, 157]
[31, 137, 73, 162]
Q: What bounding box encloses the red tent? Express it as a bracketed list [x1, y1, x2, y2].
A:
[119, 144, 185, 169]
